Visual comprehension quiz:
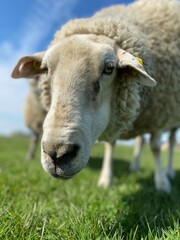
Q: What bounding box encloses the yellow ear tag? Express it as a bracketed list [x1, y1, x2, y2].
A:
[33, 60, 41, 70]
[135, 57, 143, 66]
[131, 57, 143, 77]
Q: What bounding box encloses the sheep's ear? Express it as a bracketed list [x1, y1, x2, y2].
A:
[117, 49, 156, 87]
[11, 52, 46, 79]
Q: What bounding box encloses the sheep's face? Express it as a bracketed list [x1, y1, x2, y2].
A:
[12, 34, 156, 179]
[41, 35, 117, 178]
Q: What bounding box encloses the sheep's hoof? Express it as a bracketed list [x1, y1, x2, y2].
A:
[129, 164, 140, 172]
[155, 171, 172, 193]
[166, 169, 176, 179]
[98, 175, 112, 188]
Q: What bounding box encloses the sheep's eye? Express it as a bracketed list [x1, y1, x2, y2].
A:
[103, 61, 116, 75]
[44, 67, 48, 74]
[41, 62, 48, 74]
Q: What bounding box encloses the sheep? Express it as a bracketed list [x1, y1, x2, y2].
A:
[24, 76, 47, 160]
[130, 128, 178, 179]
[11, 0, 180, 193]
[99, 127, 178, 188]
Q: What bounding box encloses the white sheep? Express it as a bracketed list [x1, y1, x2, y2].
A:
[12, 0, 180, 192]
[24, 77, 47, 160]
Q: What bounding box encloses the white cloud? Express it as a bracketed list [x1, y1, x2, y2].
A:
[20, 0, 78, 52]
[0, 0, 79, 135]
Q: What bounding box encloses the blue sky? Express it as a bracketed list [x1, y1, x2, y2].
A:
[0, 0, 133, 135]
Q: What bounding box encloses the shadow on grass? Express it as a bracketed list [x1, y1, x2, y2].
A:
[87, 146, 180, 238]
[104, 170, 180, 239]
[87, 156, 130, 178]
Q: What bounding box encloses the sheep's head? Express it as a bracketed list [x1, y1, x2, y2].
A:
[12, 34, 156, 179]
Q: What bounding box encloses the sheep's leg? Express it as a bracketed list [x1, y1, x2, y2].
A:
[98, 141, 115, 188]
[26, 133, 39, 160]
[130, 135, 145, 172]
[150, 132, 171, 193]
[166, 128, 177, 179]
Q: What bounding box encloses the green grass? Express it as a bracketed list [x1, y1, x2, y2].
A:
[0, 136, 180, 239]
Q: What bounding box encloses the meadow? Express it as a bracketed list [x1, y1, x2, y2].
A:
[0, 135, 179, 240]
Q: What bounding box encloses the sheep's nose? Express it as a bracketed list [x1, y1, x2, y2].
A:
[42, 143, 80, 167]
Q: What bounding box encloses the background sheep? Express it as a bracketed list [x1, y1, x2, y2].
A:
[24, 77, 47, 160]
[12, 0, 180, 193]
[99, 128, 178, 188]
[130, 128, 178, 179]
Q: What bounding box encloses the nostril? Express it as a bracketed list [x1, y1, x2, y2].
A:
[66, 144, 80, 159]
[57, 144, 80, 165]
[43, 149, 57, 162]
[43, 143, 80, 166]
[48, 151, 57, 162]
